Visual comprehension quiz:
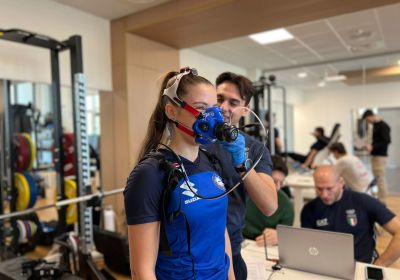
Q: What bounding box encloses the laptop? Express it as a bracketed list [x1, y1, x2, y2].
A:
[277, 225, 355, 280]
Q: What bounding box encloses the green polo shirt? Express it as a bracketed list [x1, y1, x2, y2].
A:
[243, 190, 294, 240]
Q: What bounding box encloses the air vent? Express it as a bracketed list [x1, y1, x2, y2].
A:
[349, 41, 385, 53]
[349, 29, 374, 41]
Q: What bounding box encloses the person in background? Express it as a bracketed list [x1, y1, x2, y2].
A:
[243, 155, 294, 246]
[205, 72, 277, 280]
[362, 109, 391, 203]
[43, 112, 55, 129]
[124, 68, 235, 280]
[286, 127, 329, 169]
[265, 111, 283, 155]
[301, 165, 400, 266]
[329, 142, 372, 193]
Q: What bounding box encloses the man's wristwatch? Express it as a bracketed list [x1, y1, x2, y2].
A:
[235, 158, 253, 173]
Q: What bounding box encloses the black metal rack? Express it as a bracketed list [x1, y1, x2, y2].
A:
[0, 28, 90, 254]
[0, 28, 106, 279]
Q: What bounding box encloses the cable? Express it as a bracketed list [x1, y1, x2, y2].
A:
[160, 107, 268, 200]
[267, 269, 279, 280]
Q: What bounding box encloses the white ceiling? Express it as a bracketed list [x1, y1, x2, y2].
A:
[53, 0, 400, 90]
[191, 2, 400, 91]
[52, 0, 170, 20]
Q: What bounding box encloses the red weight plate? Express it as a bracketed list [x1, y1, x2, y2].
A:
[14, 134, 30, 172]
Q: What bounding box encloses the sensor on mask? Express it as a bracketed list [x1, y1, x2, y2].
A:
[193, 106, 238, 144]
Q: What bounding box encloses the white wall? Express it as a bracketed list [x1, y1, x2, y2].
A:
[179, 49, 246, 84]
[294, 82, 400, 154]
[180, 49, 306, 151]
[0, 0, 111, 91]
[180, 49, 305, 106]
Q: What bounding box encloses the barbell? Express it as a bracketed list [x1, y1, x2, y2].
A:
[0, 188, 124, 221]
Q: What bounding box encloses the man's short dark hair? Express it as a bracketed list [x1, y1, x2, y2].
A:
[362, 109, 374, 119]
[315, 127, 325, 136]
[329, 142, 347, 154]
[271, 155, 288, 176]
[216, 72, 255, 105]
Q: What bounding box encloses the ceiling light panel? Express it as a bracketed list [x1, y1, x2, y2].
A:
[249, 28, 294, 45]
[298, 72, 308, 78]
[324, 75, 347, 82]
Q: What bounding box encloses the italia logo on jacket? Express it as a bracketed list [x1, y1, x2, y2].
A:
[346, 209, 358, 227]
[212, 174, 225, 191]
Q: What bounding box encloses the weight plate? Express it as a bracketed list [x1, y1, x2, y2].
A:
[15, 172, 30, 211]
[23, 133, 36, 171]
[14, 134, 30, 172]
[65, 179, 77, 225]
[16, 220, 26, 243]
[63, 133, 76, 176]
[24, 172, 38, 208]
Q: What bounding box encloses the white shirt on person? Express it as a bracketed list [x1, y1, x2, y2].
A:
[335, 154, 372, 192]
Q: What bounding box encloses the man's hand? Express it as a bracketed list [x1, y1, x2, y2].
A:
[255, 228, 278, 246]
[221, 133, 245, 167]
[365, 144, 373, 152]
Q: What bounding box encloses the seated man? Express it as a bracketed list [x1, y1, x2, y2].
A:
[301, 165, 400, 266]
[243, 155, 294, 246]
[329, 142, 372, 192]
[286, 127, 329, 169]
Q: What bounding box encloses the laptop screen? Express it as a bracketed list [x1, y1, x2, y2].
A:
[277, 225, 355, 280]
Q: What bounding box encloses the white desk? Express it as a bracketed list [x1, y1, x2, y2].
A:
[285, 172, 316, 227]
[241, 240, 400, 280]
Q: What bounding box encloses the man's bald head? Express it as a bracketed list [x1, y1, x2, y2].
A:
[313, 165, 339, 182]
[313, 165, 345, 205]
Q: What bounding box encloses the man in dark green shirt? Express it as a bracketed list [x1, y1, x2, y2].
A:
[243, 155, 294, 245]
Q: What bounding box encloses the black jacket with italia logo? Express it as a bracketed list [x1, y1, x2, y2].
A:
[301, 189, 395, 263]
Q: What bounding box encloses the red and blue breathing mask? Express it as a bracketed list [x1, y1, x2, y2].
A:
[163, 68, 238, 145]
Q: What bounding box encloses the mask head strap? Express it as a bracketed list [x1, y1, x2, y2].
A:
[162, 67, 201, 118]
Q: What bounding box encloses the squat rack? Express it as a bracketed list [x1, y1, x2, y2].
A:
[0, 29, 92, 272]
[252, 75, 288, 157]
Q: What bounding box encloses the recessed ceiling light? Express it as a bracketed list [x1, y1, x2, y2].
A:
[298, 72, 308, 78]
[324, 75, 347, 82]
[318, 81, 326, 87]
[249, 28, 294, 45]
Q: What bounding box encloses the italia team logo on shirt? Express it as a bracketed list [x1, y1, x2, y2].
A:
[346, 209, 358, 227]
[212, 174, 226, 191]
[316, 218, 328, 227]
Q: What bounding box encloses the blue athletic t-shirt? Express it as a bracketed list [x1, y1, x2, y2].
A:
[301, 189, 395, 263]
[204, 132, 272, 255]
[124, 150, 229, 280]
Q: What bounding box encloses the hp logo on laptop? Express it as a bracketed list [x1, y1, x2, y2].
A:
[308, 247, 319, 256]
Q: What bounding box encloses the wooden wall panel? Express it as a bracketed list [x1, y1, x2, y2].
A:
[120, 0, 400, 48]
[103, 27, 179, 232]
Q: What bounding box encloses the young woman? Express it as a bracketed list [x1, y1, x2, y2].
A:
[124, 68, 237, 280]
